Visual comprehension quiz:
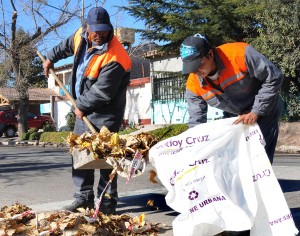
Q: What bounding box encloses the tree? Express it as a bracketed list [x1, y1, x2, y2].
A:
[125, 0, 300, 121]
[0, 28, 46, 88]
[251, 0, 300, 120]
[123, 0, 263, 51]
[0, 0, 82, 137]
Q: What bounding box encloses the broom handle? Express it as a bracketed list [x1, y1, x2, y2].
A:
[37, 51, 97, 134]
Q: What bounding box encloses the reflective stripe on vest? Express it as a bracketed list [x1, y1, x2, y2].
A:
[186, 42, 248, 101]
[186, 73, 222, 100]
[74, 28, 83, 55]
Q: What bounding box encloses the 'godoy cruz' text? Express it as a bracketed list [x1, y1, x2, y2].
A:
[156, 135, 210, 150]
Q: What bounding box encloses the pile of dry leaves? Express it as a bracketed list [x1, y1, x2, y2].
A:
[0, 203, 161, 236]
[67, 127, 157, 161]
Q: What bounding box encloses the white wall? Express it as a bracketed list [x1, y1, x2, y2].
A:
[150, 56, 182, 74]
[48, 68, 72, 95]
[54, 100, 72, 131]
[124, 82, 152, 124]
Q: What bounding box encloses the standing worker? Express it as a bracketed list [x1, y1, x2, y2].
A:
[43, 7, 132, 214]
[180, 34, 283, 235]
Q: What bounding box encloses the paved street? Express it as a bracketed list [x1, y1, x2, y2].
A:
[0, 145, 300, 235]
[0, 145, 175, 235]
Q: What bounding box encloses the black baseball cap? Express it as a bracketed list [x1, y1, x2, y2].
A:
[87, 7, 111, 32]
[180, 34, 212, 74]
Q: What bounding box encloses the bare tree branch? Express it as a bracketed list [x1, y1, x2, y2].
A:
[31, 27, 41, 41]
[1, 0, 81, 137]
[30, 0, 39, 29]
[10, 11, 17, 47]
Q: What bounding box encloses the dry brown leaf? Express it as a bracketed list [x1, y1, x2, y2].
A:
[139, 213, 145, 223]
[149, 170, 158, 183]
[147, 199, 154, 207]
[78, 223, 97, 234]
[104, 193, 111, 199]
[146, 199, 160, 211]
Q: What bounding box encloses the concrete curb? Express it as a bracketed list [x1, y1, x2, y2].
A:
[0, 140, 38, 146]
[276, 145, 300, 154]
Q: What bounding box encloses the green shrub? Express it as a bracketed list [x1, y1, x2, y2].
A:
[21, 132, 30, 141]
[65, 111, 76, 131]
[29, 132, 42, 140]
[37, 124, 190, 143]
[149, 124, 188, 141]
[29, 128, 38, 133]
[43, 123, 56, 132]
[118, 127, 138, 135]
[40, 131, 71, 143]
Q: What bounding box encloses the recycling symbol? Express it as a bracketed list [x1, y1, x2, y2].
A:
[188, 190, 199, 200]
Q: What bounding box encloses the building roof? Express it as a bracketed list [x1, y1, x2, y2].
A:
[143, 49, 178, 59]
[0, 87, 58, 102]
[129, 77, 150, 87]
[54, 63, 73, 71]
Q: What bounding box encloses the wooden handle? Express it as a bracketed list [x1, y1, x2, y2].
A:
[37, 51, 97, 134]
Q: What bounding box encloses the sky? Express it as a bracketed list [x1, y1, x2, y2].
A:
[2, 0, 146, 66]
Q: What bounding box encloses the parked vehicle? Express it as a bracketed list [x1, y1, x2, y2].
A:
[0, 109, 54, 137]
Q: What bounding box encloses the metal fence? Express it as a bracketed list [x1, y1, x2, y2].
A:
[152, 72, 187, 102]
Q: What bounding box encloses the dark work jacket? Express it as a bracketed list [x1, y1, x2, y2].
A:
[186, 43, 283, 127]
[47, 26, 131, 132]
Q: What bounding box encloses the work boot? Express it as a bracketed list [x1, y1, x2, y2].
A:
[63, 199, 94, 212]
[99, 198, 117, 215]
[100, 205, 116, 215]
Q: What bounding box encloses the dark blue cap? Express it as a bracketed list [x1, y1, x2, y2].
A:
[87, 7, 111, 32]
[180, 34, 212, 74]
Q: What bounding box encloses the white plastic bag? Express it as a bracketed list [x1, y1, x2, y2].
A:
[149, 118, 298, 236]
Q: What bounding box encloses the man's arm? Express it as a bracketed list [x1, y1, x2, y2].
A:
[245, 46, 283, 117]
[186, 88, 208, 128]
[47, 32, 76, 63]
[43, 31, 77, 77]
[233, 46, 283, 125]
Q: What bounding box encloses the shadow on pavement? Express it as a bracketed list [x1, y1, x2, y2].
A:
[117, 193, 177, 215]
[278, 179, 300, 234]
[278, 179, 300, 192]
[0, 162, 70, 173]
[291, 208, 300, 235]
[117, 193, 178, 235]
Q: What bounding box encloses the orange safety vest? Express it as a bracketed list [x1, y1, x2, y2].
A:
[73, 28, 131, 80]
[186, 42, 248, 101]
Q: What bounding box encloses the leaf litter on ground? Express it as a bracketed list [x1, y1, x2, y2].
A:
[0, 203, 162, 235]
